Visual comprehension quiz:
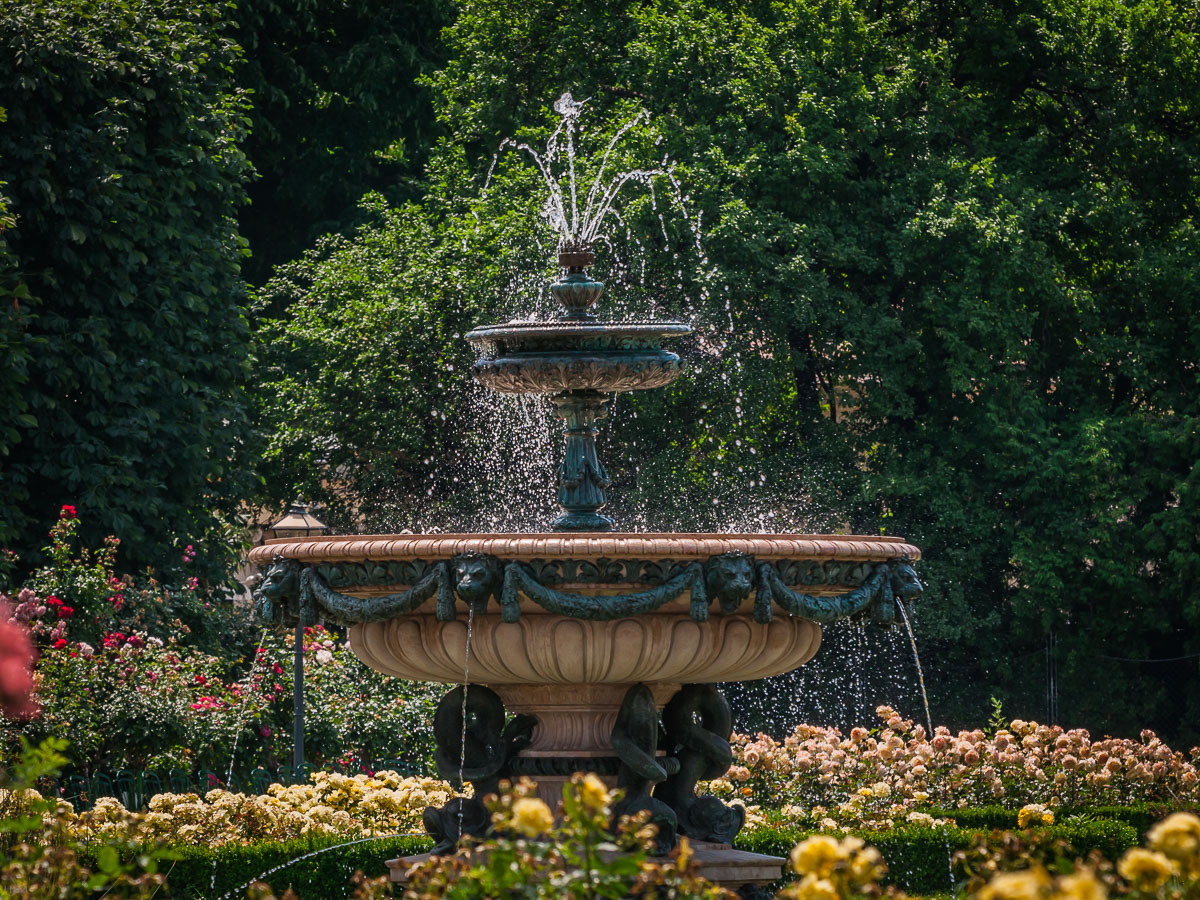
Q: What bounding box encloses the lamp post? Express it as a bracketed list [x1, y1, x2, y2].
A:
[263, 500, 328, 769]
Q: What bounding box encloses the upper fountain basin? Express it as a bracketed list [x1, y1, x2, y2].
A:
[465, 319, 691, 394]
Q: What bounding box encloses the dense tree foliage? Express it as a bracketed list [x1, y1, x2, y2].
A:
[0, 0, 1192, 741]
[256, 0, 1200, 740]
[0, 0, 257, 580]
[233, 0, 451, 284]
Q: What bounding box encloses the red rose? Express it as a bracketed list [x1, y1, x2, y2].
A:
[57, 606, 74, 619]
[0, 604, 39, 719]
[60, 505, 76, 519]
[53, 638, 67, 649]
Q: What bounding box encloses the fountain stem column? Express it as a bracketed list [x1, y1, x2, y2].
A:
[551, 389, 615, 532]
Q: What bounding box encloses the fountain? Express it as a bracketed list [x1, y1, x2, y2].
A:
[249, 96, 923, 895]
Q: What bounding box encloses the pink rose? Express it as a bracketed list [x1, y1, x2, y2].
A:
[0, 603, 38, 719]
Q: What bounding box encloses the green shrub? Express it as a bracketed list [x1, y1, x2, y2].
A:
[1059, 804, 1200, 837]
[110, 834, 432, 900]
[929, 806, 1018, 831]
[736, 818, 1139, 895]
[931, 803, 1200, 838]
[107, 812, 1144, 898]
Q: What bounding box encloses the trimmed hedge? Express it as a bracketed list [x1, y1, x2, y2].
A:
[94, 815, 1144, 898]
[931, 803, 1200, 837]
[930, 806, 1019, 831]
[1060, 804, 1200, 837]
[120, 835, 432, 900]
[735, 819, 1138, 895]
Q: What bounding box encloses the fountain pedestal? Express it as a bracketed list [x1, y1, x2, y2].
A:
[550, 390, 615, 532]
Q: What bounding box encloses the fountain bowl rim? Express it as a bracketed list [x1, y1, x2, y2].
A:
[465, 320, 692, 342]
[248, 532, 920, 565]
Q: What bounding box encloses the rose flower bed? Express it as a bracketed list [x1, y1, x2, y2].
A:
[1, 769, 451, 847]
[1, 508, 439, 775]
[707, 706, 1200, 833]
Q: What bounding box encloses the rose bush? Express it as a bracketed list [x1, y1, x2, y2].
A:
[6, 769, 453, 847]
[954, 811, 1200, 900]
[0, 597, 36, 720]
[6, 507, 253, 654]
[0, 510, 441, 773]
[0, 738, 171, 900]
[1, 624, 438, 773]
[401, 774, 729, 900]
[708, 706, 1200, 827]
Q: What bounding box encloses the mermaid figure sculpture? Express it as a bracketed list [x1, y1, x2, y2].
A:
[422, 684, 537, 853]
[610, 683, 679, 854]
[656, 683, 746, 844]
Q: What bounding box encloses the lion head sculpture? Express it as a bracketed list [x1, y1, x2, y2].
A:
[704, 552, 755, 614]
[451, 552, 504, 612]
[890, 559, 924, 601]
[253, 556, 302, 625]
[867, 558, 923, 626]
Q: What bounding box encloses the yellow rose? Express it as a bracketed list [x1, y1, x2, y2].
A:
[1117, 848, 1176, 889]
[578, 773, 610, 811]
[848, 845, 885, 886]
[978, 867, 1052, 900]
[1018, 804, 1055, 828]
[792, 874, 839, 900]
[1147, 812, 1200, 873]
[510, 797, 555, 838]
[790, 835, 845, 877]
[1056, 868, 1106, 900]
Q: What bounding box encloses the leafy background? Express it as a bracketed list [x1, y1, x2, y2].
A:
[0, 0, 1197, 743]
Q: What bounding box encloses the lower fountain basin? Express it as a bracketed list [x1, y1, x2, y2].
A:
[352, 609, 819, 758]
[248, 532, 919, 691]
[249, 532, 921, 824]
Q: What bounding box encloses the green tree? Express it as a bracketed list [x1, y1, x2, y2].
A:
[233, 0, 452, 285]
[0, 0, 258, 580]
[0, 106, 35, 504]
[257, 0, 1200, 739]
[252, 200, 478, 531]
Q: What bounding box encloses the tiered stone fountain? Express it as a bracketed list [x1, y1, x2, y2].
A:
[249, 244, 922, 894]
[249, 96, 921, 895]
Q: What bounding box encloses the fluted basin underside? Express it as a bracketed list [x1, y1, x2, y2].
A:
[350, 611, 821, 685]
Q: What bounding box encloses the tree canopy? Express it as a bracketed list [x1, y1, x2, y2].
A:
[0, 0, 1195, 739]
[0, 0, 257, 580]
[233, 0, 452, 284]
[255, 0, 1200, 739]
